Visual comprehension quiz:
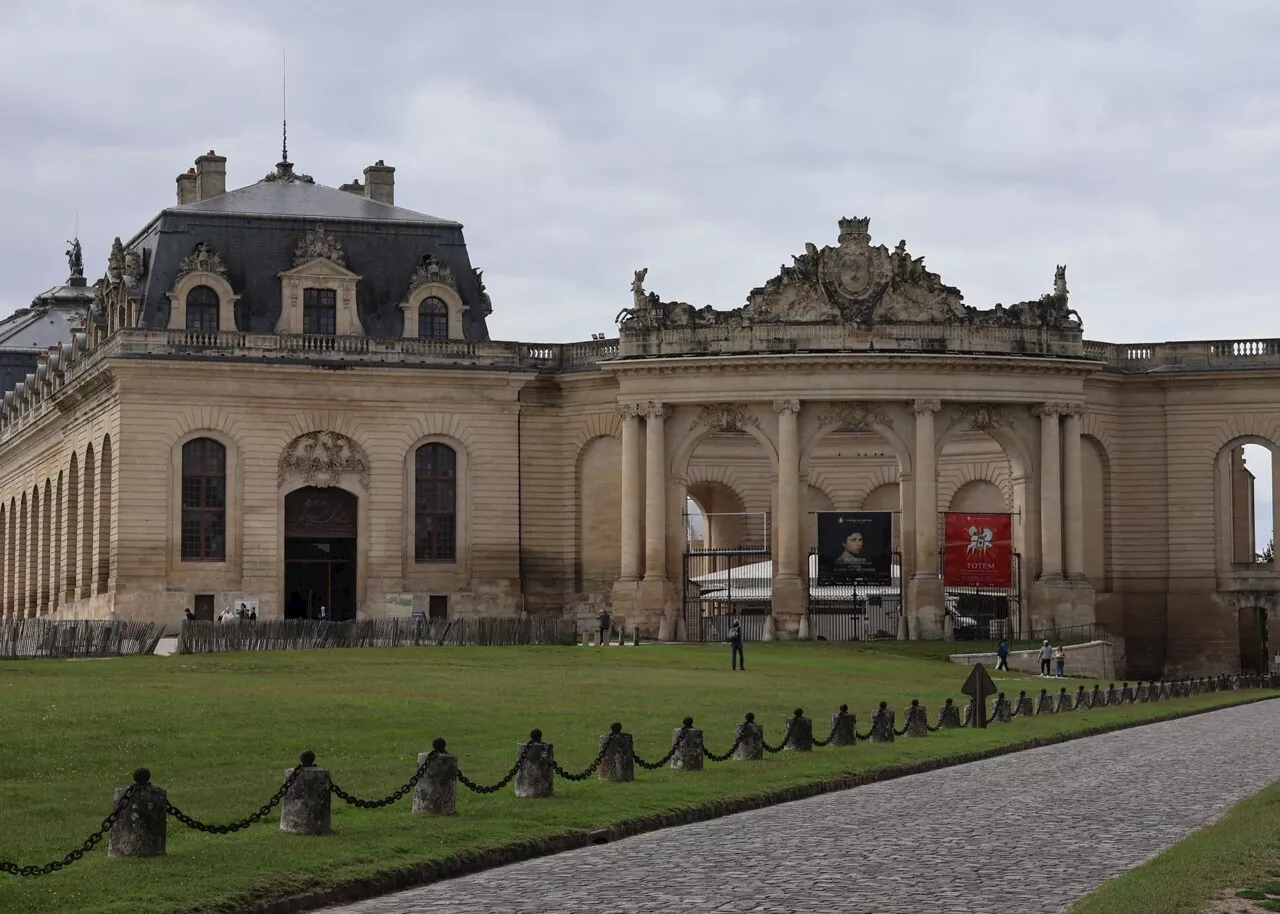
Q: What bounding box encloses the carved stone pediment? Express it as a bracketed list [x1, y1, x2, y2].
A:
[278, 430, 370, 490]
[616, 217, 1082, 333]
[816, 401, 893, 430]
[293, 225, 346, 268]
[408, 254, 456, 293]
[697, 403, 759, 431]
[178, 242, 227, 278]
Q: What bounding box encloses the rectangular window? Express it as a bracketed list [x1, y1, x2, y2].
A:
[303, 288, 337, 335]
[428, 595, 448, 620]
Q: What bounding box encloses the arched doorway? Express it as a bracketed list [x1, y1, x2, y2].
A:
[284, 487, 358, 621]
[1239, 606, 1268, 674]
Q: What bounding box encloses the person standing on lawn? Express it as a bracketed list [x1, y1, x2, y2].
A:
[1053, 644, 1066, 677]
[1039, 639, 1053, 676]
[995, 637, 1010, 671]
[596, 608, 612, 647]
[729, 618, 745, 670]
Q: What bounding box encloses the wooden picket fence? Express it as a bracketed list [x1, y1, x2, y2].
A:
[177, 616, 580, 654]
[0, 619, 167, 659]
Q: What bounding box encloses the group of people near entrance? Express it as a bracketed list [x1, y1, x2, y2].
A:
[995, 637, 1067, 677]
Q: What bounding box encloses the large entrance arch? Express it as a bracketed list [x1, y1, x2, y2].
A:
[284, 487, 358, 621]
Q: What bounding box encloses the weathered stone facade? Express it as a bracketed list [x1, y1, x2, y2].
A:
[0, 151, 1278, 679]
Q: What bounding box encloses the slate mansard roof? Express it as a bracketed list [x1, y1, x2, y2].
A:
[127, 171, 492, 340]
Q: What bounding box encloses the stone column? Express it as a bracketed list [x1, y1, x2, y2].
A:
[412, 739, 457, 815]
[108, 769, 167, 857]
[908, 399, 944, 639]
[280, 753, 332, 835]
[1037, 403, 1064, 579]
[772, 399, 804, 633]
[618, 405, 643, 582]
[643, 402, 669, 582]
[1062, 405, 1085, 579]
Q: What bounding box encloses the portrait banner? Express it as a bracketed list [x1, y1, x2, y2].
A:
[815, 511, 893, 585]
[943, 513, 1013, 588]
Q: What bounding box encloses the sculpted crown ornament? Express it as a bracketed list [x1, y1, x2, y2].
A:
[278, 430, 370, 490]
[954, 404, 1009, 432]
[408, 254, 456, 292]
[817, 401, 893, 430]
[178, 242, 227, 277]
[615, 217, 1083, 333]
[697, 403, 759, 431]
[293, 225, 346, 268]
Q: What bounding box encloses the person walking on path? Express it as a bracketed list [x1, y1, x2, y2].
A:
[729, 618, 745, 670]
[995, 637, 1010, 671]
[1053, 644, 1066, 677]
[1039, 639, 1053, 676]
[596, 609, 612, 647]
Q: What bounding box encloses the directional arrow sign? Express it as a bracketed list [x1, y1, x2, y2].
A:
[960, 662, 998, 729]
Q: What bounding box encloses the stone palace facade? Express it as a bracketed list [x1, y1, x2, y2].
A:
[0, 149, 1276, 678]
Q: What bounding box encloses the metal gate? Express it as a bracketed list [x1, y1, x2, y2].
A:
[682, 546, 771, 642]
[943, 553, 1023, 641]
[806, 549, 905, 641]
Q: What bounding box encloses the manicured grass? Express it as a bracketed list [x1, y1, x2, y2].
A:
[0, 642, 1269, 914]
[1070, 780, 1280, 914]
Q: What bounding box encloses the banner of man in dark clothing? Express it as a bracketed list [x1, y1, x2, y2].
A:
[815, 511, 894, 585]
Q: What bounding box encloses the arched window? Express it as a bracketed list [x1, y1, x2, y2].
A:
[181, 438, 226, 561]
[415, 443, 456, 562]
[186, 285, 220, 331]
[418, 297, 448, 340]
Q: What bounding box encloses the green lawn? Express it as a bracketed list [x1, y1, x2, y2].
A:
[0, 642, 1269, 914]
[1071, 780, 1280, 914]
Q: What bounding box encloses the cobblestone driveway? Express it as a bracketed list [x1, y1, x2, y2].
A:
[327, 701, 1280, 914]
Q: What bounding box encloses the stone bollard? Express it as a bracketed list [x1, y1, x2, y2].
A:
[598, 723, 635, 782]
[1090, 684, 1104, 707]
[616, 628, 625, 647]
[1013, 691, 1034, 717]
[869, 702, 895, 742]
[281, 751, 332, 835]
[671, 717, 704, 770]
[1148, 681, 1161, 703]
[1111, 683, 1124, 705]
[109, 768, 167, 857]
[580, 631, 589, 647]
[962, 699, 976, 727]
[825, 705, 855, 745]
[514, 730, 555, 798]
[904, 699, 928, 737]
[1136, 681, 1150, 702]
[413, 738, 457, 815]
[1074, 686, 1090, 710]
[937, 698, 961, 729]
[1055, 687, 1073, 713]
[735, 713, 765, 760]
[1035, 689, 1054, 715]
[784, 709, 813, 751]
[992, 692, 1012, 723]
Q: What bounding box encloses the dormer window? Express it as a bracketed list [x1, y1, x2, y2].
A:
[418, 297, 448, 339]
[185, 285, 220, 331]
[303, 288, 337, 335]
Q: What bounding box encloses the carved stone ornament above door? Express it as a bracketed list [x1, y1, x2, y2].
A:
[278, 430, 371, 490]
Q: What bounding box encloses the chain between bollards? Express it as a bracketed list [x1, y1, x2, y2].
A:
[0, 775, 140, 877]
[632, 720, 690, 769]
[167, 756, 307, 834]
[330, 749, 440, 809]
[553, 731, 617, 781]
[456, 738, 533, 794]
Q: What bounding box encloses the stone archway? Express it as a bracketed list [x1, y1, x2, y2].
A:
[284, 486, 358, 621]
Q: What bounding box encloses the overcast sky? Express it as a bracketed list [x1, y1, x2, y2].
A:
[2, 1, 1277, 538]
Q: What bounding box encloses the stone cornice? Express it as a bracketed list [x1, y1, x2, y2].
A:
[601, 351, 1102, 378]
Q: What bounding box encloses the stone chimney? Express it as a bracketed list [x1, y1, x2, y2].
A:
[339, 179, 365, 196]
[194, 150, 227, 201]
[176, 167, 198, 205]
[363, 160, 395, 205]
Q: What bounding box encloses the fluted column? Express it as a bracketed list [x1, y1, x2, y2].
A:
[642, 402, 669, 582]
[1037, 403, 1064, 579]
[618, 404, 643, 582]
[1062, 405, 1085, 579]
[911, 399, 941, 576]
[773, 400, 801, 581]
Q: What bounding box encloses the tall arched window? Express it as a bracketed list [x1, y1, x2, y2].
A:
[415, 443, 456, 562]
[181, 438, 226, 561]
[418, 297, 448, 339]
[186, 285, 220, 331]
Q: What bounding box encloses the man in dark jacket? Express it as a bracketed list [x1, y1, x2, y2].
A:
[995, 638, 1010, 671]
[729, 619, 745, 670]
[596, 609, 612, 647]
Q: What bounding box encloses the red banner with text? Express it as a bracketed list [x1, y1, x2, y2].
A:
[943, 513, 1013, 588]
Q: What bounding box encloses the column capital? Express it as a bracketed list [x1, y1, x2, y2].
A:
[616, 403, 644, 421]
[1033, 400, 1083, 418]
[772, 399, 800, 415]
[641, 401, 670, 420]
[911, 398, 941, 416]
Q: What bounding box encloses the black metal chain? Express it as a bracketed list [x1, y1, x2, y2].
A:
[330, 752, 437, 809]
[553, 734, 615, 781]
[811, 720, 840, 748]
[633, 728, 687, 770]
[762, 719, 793, 754]
[893, 725, 907, 737]
[702, 729, 746, 762]
[855, 728, 872, 741]
[167, 765, 304, 834]
[457, 744, 530, 794]
[1, 785, 136, 877]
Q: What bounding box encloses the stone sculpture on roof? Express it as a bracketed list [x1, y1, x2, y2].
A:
[65, 239, 83, 279]
[178, 242, 228, 277]
[616, 217, 1082, 332]
[293, 225, 346, 268]
[407, 254, 455, 292]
